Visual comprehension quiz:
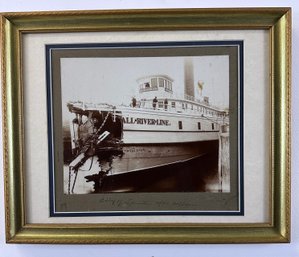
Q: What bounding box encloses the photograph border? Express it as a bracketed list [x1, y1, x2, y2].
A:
[1, 8, 291, 243]
[46, 40, 243, 217]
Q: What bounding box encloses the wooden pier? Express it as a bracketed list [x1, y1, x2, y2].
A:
[218, 125, 230, 192]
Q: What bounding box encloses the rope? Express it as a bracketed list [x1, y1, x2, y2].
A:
[68, 111, 111, 194]
[94, 111, 110, 135]
[78, 156, 94, 171]
[71, 169, 79, 194]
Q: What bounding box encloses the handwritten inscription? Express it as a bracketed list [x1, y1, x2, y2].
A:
[97, 197, 199, 209]
[123, 117, 171, 126]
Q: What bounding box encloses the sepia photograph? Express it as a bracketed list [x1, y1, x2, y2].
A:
[47, 41, 242, 214]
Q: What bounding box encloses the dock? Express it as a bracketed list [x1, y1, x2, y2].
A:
[218, 125, 230, 192]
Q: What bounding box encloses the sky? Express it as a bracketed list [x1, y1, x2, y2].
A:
[60, 55, 229, 112]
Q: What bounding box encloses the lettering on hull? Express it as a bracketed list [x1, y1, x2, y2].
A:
[123, 117, 171, 126]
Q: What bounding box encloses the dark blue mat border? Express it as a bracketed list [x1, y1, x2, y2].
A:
[46, 40, 244, 217]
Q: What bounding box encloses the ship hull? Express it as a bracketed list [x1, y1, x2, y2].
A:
[69, 140, 219, 193]
[93, 147, 219, 193]
[97, 140, 219, 176]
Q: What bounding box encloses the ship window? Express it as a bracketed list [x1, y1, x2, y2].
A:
[171, 102, 176, 108]
[185, 104, 188, 109]
[158, 101, 163, 108]
[140, 82, 153, 93]
[165, 80, 173, 92]
[165, 81, 169, 90]
[158, 78, 164, 87]
[212, 123, 215, 130]
[198, 122, 201, 130]
[151, 78, 158, 88]
[191, 105, 193, 110]
[178, 121, 183, 129]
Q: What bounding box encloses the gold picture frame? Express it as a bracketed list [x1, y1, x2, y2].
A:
[1, 8, 291, 243]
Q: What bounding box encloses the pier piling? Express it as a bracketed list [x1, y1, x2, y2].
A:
[218, 125, 230, 192]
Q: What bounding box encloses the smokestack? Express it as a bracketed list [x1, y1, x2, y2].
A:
[184, 58, 194, 97]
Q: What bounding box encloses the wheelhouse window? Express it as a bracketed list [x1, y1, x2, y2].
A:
[165, 80, 173, 92]
[158, 78, 164, 87]
[139, 81, 158, 93]
[151, 78, 158, 88]
[171, 102, 176, 108]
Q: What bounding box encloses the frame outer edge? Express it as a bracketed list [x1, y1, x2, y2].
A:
[1, 14, 14, 242]
[0, 8, 292, 244]
[1, 15, 25, 243]
[282, 8, 291, 242]
[272, 8, 291, 242]
[1, 15, 14, 242]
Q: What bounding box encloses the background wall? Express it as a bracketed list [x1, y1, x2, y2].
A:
[0, 0, 298, 256]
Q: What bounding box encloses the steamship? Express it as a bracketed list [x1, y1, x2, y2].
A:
[66, 59, 228, 192]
